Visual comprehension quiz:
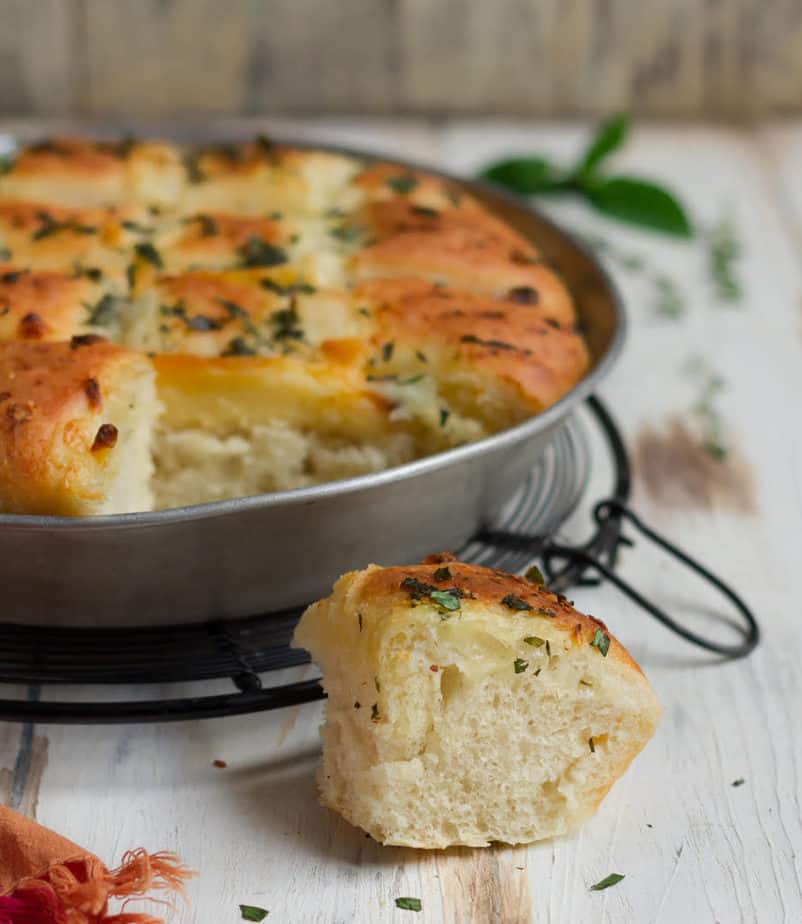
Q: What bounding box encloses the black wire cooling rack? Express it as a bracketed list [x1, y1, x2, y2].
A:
[0, 396, 759, 724]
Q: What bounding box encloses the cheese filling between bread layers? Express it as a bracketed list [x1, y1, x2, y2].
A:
[0, 137, 591, 515]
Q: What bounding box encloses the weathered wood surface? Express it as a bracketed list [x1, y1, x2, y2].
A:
[1, 118, 802, 922]
[1, 1, 802, 117]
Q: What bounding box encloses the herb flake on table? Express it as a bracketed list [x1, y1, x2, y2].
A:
[653, 273, 685, 319]
[732, 778, 746, 787]
[687, 356, 729, 461]
[590, 873, 625, 892]
[395, 897, 422, 912]
[514, 658, 529, 673]
[707, 216, 743, 303]
[239, 904, 268, 920]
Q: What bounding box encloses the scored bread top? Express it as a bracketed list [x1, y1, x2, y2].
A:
[0, 136, 590, 513]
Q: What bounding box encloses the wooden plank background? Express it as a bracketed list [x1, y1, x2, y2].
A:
[1, 0, 802, 118]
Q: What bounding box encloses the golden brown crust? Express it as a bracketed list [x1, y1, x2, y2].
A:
[0, 200, 144, 278]
[353, 205, 573, 323]
[9, 137, 128, 181]
[156, 213, 286, 273]
[357, 560, 642, 675]
[358, 278, 589, 411]
[0, 340, 145, 513]
[0, 267, 107, 341]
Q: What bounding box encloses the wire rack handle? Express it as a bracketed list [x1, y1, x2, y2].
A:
[543, 498, 760, 659]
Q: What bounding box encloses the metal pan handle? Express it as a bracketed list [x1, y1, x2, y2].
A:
[542, 498, 759, 659]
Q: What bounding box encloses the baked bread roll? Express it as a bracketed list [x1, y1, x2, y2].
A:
[0, 137, 590, 514]
[294, 558, 661, 848]
[0, 339, 159, 515]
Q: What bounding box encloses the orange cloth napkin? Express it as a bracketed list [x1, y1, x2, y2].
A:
[0, 805, 193, 923]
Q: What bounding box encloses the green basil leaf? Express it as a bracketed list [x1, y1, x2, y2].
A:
[395, 897, 423, 911]
[479, 157, 566, 195]
[586, 176, 694, 238]
[577, 114, 629, 176]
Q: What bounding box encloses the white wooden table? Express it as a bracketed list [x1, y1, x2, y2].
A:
[1, 119, 801, 924]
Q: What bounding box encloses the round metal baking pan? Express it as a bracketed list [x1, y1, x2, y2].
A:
[0, 138, 624, 626]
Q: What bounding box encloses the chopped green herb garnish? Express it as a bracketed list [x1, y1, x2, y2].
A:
[185, 314, 222, 331]
[33, 211, 97, 241]
[371, 703, 380, 720]
[358, 612, 363, 632]
[525, 565, 545, 585]
[439, 407, 450, 427]
[523, 636, 545, 647]
[502, 594, 532, 611]
[193, 213, 218, 237]
[590, 628, 610, 657]
[654, 273, 685, 318]
[239, 236, 288, 268]
[415, 350, 428, 363]
[121, 219, 153, 234]
[217, 298, 248, 320]
[460, 334, 520, 352]
[430, 590, 461, 612]
[126, 263, 137, 290]
[73, 265, 103, 281]
[411, 205, 439, 218]
[386, 174, 418, 195]
[329, 224, 365, 244]
[589, 737, 596, 753]
[134, 241, 163, 269]
[708, 217, 742, 303]
[183, 152, 206, 184]
[401, 576, 437, 600]
[398, 374, 424, 385]
[394, 897, 422, 912]
[222, 337, 256, 356]
[84, 294, 122, 327]
[513, 658, 529, 674]
[239, 905, 269, 921]
[590, 873, 625, 892]
[271, 305, 304, 340]
[433, 566, 452, 582]
[732, 778, 745, 787]
[255, 133, 274, 157]
[381, 341, 394, 362]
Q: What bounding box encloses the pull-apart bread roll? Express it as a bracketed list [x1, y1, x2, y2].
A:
[0, 138, 590, 514]
[294, 559, 661, 849]
[0, 339, 159, 515]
